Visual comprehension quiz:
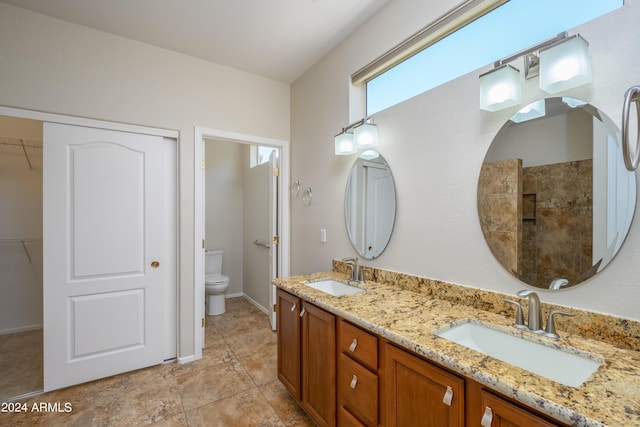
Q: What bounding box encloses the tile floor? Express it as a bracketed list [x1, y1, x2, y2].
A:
[0, 297, 315, 426]
[0, 328, 43, 400]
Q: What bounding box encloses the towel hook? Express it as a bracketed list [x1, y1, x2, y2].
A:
[622, 85, 640, 171]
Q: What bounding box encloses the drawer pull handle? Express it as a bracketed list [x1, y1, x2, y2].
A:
[481, 406, 493, 427]
[442, 386, 454, 406]
[349, 338, 358, 352]
[290, 302, 296, 312]
[350, 375, 358, 389]
[299, 307, 306, 317]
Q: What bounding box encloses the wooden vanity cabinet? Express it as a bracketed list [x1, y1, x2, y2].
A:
[278, 289, 568, 427]
[277, 289, 336, 427]
[382, 341, 465, 426]
[337, 319, 379, 427]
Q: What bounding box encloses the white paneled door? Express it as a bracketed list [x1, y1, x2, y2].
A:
[43, 123, 176, 391]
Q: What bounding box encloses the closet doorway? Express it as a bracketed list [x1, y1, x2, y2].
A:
[0, 115, 44, 401]
[0, 107, 179, 400]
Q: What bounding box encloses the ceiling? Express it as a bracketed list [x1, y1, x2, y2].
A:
[1, 0, 389, 83]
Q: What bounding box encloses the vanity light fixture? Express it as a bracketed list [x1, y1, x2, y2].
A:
[353, 117, 378, 149]
[479, 32, 591, 112]
[539, 35, 592, 94]
[479, 65, 522, 112]
[334, 130, 357, 155]
[334, 117, 378, 155]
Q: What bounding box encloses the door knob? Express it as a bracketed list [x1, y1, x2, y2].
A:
[151, 261, 160, 268]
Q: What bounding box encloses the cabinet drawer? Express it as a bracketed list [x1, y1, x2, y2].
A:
[338, 353, 378, 427]
[338, 319, 378, 371]
[338, 406, 366, 427]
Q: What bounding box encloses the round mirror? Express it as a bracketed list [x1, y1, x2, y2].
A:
[478, 97, 637, 290]
[345, 150, 397, 259]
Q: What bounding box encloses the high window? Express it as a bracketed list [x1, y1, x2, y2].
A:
[250, 145, 276, 168]
[365, 0, 623, 115]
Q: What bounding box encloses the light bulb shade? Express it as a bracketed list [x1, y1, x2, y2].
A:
[539, 35, 591, 94]
[353, 122, 378, 149]
[479, 65, 522, 112]
[334, 131, 356, 155]
[511, 99, 546, 123]
[359, 150, 380, 160]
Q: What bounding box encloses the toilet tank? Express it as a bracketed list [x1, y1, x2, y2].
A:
[205, 249, 223, 274]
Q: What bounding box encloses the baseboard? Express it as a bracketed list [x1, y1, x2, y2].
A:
[225, 292, 243, 299]
[242, 293, 269, 315]
[0, 323, 43, 336]
[177, 354, 196, 364]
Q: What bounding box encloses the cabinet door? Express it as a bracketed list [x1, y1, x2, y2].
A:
[277, 289, 301, 400]
[384, 343, 464, 427]
[302, 301, 336, 427]
[479, 389, 560, 427]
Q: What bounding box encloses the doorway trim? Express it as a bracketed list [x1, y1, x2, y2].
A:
[194, 127, 290, 358]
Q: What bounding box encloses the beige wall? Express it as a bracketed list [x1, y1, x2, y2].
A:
[0, 3, 290, 358]
[291, 0, 640, 321]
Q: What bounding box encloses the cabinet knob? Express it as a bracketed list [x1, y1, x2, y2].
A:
[299, 307, 306, 318]
[481, 406, 493, 427]
[290, 302, 297, 312]
[350, 375, 358, 389]
[349, 338, 358, 352]
[442, 385, 454, 406]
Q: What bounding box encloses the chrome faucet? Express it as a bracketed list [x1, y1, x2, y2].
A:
[517, 289, 543, 332]
[549, 278, 569, 290]
[509, 289, 575, 339]
[342, 257, 362, 282]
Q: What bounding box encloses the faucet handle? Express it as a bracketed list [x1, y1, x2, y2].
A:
[503, 298, 526, 329]
[543, 310, 576, 339]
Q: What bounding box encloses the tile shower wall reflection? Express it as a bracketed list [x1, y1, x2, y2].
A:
[479, 158, 595, 288]
[477, 159, 522, 276]
[523, 160, 594, 287]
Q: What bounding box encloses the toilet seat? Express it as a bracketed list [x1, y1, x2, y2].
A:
[205, 273, 229, 285]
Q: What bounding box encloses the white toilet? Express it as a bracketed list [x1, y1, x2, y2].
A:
[205, 249, 230, 315]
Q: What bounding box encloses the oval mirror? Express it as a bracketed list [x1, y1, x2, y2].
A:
[478, 97, 637, 290]
[345, 150, 397, 259]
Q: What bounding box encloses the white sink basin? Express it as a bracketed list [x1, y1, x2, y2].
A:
[304, 279, 365, 297]
[433, 320, 602, 387]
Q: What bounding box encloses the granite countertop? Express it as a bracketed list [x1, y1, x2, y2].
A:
[273, 272, 640, 427]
